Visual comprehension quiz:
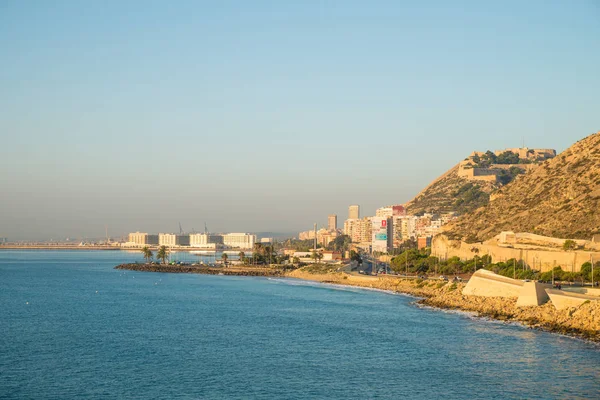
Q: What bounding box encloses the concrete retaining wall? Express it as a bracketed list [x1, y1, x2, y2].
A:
[516, 282, 551, 307]
[462, 269, 523, 298]
[463, 269, 550, 306]
[546, 289, 598, 310]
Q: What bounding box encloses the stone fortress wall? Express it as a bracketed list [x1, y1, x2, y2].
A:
[432, 233, 600, 273]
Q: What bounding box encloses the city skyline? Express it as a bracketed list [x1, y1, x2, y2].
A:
[1, 1, 599, 240]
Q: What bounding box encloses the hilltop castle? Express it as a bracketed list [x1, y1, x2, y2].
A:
[457, 147, 556, 183]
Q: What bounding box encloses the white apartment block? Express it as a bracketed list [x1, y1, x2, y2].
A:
[222, 233, 256, 249]
[158, 233, 190, 247]
[127, 232, 159, 246]
[189, 233, 223, 248]
[299, 230, 316, 240]
[401, 216, 418, 241]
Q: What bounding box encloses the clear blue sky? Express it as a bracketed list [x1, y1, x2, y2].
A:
[1, 0, 599, 240]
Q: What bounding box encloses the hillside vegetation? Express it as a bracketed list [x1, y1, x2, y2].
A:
[406, 165, 493, 215]
[446, 132, 600, 241]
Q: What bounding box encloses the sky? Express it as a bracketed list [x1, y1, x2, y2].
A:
[1, 0, 599, 241]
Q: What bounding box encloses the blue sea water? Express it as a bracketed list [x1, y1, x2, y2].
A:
[1, 250, 599, 399]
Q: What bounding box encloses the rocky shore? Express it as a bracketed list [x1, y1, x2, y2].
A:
[115, 263, 600, 342]
[286, 269, 600, 342]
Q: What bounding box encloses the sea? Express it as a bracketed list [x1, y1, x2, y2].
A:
[1, 250, 599, 399]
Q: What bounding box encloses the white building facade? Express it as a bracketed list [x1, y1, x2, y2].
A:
[189, 233, 223, 248]
[222, 233, 256, 249]
[127, 232, 159, 246]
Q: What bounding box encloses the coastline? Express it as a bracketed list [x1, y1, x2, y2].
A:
[115, 263, 600, 343]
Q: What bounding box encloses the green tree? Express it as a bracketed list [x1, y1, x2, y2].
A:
[310, 251, 319, 262]
[141, 246, 153, 263]
[581, 262, 592, 281]
[350, 250, 363, 265]
[390, 249, 430, 274]
[221, 253, 228, 265]
[496, 151, 520, 164]
[156, 246, 169, 264]
[563, 240, 577, 251]
[326, 235, 352, 252]
[238, 251, 245, 264]
[540, 266, 564, 282]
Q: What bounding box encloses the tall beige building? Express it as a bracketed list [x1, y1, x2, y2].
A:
[348, 205, 360, 220]
[344, 217, 372, 243]
[328, 214, 337, 231]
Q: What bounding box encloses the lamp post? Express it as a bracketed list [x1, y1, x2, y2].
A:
[591, 254, 594, 288]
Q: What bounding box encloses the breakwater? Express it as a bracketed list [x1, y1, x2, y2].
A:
[115, 263, 286, 277]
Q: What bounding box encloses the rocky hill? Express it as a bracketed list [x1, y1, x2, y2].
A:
[406, 148, 546, 215]
[445, 132, 600, 241]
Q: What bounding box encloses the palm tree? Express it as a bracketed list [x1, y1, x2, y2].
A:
[311, 251, 318, 262]
[141, 246, 153, 263]
[156, 245, 169, 265]
[238, 251, 245, 264]
[221, 252, 229, 267]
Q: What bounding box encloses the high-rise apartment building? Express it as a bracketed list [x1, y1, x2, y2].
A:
[348, 205, 360, 220]
[328, 214, 337, 231]
[344, 217, 372, 243]
[371, 216, 393, 253]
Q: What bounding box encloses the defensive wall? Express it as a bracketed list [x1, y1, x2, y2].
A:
[432, 234, 600, 273]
